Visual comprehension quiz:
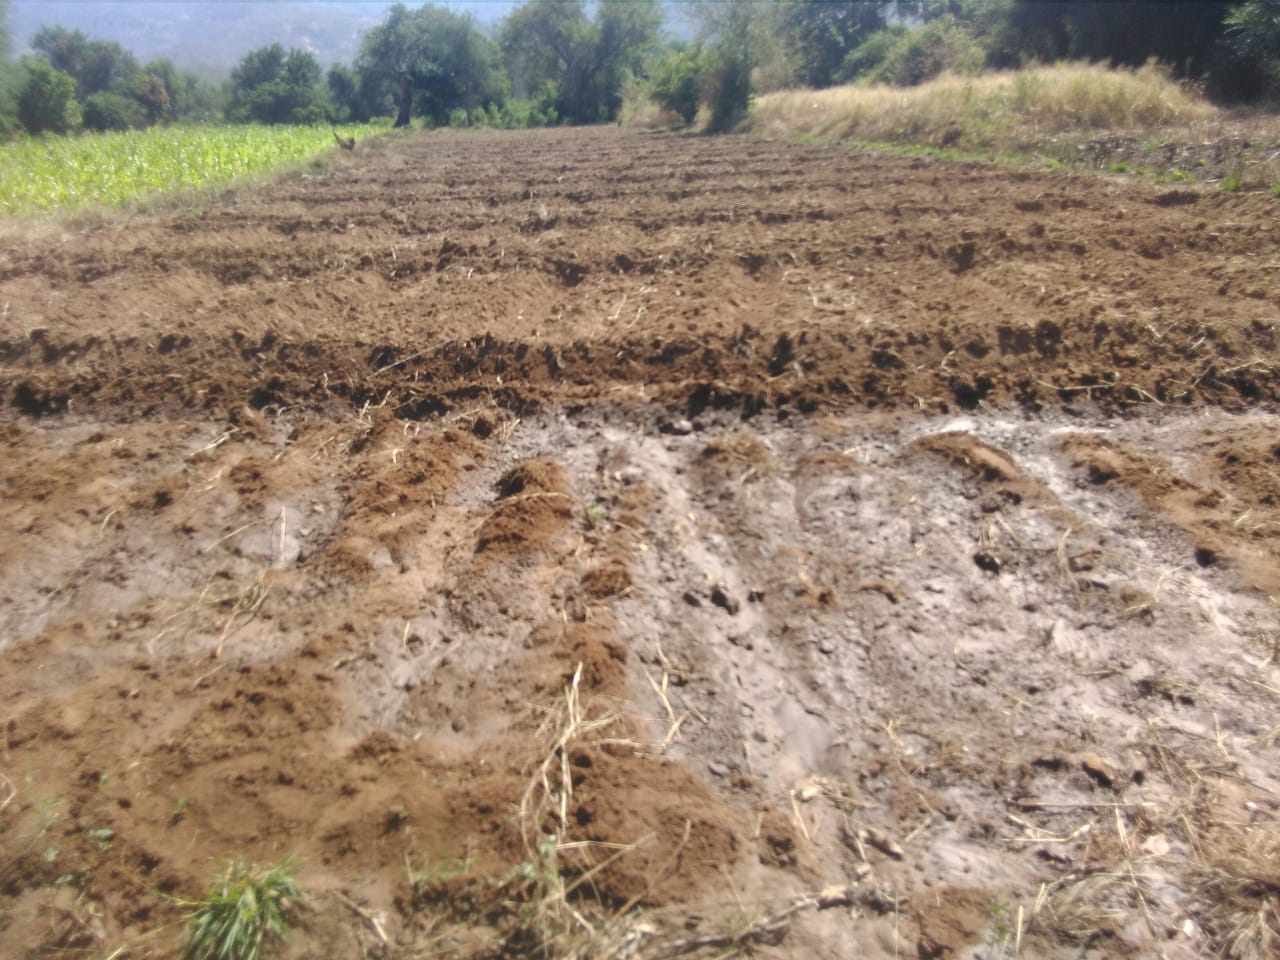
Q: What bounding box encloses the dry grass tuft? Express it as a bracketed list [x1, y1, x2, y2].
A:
[1189, 821, 1280, 960]
[747, 62, 1218, 147]
[747, 62, 1280, 189]
[507, 665, 638, 958]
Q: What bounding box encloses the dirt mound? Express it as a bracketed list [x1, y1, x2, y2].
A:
[2, 128, 1279, 959]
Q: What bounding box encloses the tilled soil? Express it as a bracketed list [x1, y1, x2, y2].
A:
[1, 127, 1279, 960]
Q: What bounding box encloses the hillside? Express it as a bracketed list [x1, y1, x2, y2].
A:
[10, 1, 516, 75]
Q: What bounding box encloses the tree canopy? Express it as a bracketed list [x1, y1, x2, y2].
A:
[4, 0, 1280, 140]
[780, 1, 886, 89]
[356, 3, 503, 127]
[501, 0, 662, 124]
[227, 44, 326, 125]
[31, 26, 139, 100]
[0, 0, 10, 63]
[7, 22, 215, 134]
[17, 55, 80, 134]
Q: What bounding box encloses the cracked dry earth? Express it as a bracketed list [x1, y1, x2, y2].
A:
[1, 127, 1279, 960]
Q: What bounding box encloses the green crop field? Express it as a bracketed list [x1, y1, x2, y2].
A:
[0, 123, 385, 216]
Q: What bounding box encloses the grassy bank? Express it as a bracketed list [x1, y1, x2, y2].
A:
[744, 63, 1280, 192]
[0, 123, 386, 216]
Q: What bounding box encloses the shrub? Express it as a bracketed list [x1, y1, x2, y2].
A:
[17, 57, 80, 134]
[864, 17, 987, 87]
[704, 44, 751, 133]
[648, 43, 705, 125]
[81, 91, 147, 132]
[839, 26, 908, 82]
[0, 64, 20, 139]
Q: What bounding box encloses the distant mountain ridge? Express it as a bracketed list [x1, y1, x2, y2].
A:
[10, 1, 517, 77]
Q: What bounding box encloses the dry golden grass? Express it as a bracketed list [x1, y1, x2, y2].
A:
[745, 62, 1280, 190]
[746, 62, 1218, 147]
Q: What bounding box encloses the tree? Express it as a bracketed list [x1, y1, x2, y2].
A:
[970, 1, 1230, 74]
[501, 0, 662, 124]
[143, 58, 200, 122]
[357, 4, 504, 127]
[1061, 2, 1229, 73]
[779, 1, 886, 88]
[648, 42, 706, 125]
[31, 26, 139, 99]
[0, 0, 17, 138]
[501, 0, 594, 120]
[1215, 0, 1280, 99]
[689, 0, 757, 131]
[227, 44, 326, 124]
[17, 56, 80, 133]
[326, 64, 357, 122]
[860, 14, 987, 86]
[0, 0, 10, 63]
[592, 0, 664, 120]
[128, 71, 170, 124]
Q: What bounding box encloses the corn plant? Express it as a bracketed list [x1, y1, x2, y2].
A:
[0, 123, 384, 216]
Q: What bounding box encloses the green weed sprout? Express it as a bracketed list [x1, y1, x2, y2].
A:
[185, 858, 303, 960]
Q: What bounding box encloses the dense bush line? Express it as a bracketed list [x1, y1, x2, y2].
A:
[0, 1, 1278, 141]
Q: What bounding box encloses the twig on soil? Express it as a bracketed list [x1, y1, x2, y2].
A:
[1033, 374, 1118, 397]
[1056, 527, 1080, 596]
[191, 427, 239, 457]
[635, 882, 861, 960]
[99, 507, 119, 535]
[644, 669, 687, 753]
[788, 789, 812, 842]
[1127, 385, 1164, 405]
[276, 507, 288, 565]
[1007, 812, 1094, 845]
[334, 890, 390, 947]
[373, 348, 428, 376]
[199, 518, 263, 554]
[902, 812, 934, 845]
[0, 772, 15, 815]
[214, 573, 271, 658]
[1011, 798, 1158, 811]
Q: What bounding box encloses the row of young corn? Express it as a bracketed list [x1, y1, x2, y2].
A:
[0, 123, 385, 216]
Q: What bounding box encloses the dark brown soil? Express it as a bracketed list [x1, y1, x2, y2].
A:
[1, 127, 1278, 960]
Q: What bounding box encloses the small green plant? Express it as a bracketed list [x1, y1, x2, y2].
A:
[1108, 161, 1129, 174]
[185, 858, 303, 960]
[585, 501, 608, 528]
[512, 832, 565, 948]
[1271, 180, 1280, 198]
[0, 123, 385, 216]
[987, 894, 1020, 955]
[1, 786, 67, 886]
[87, 827, 115, 852]
[171, 797, 189, 824]
[988, 894, 1012, 938]
[1221, 174, 1242, 192]
[405, 851, 472, 894]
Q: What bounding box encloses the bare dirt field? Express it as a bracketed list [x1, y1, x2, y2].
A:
[2, 127, 1279, 960]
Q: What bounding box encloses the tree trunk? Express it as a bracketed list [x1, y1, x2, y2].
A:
[394, 73, 412, 128]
